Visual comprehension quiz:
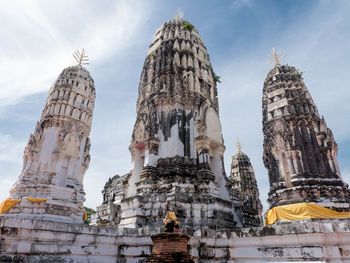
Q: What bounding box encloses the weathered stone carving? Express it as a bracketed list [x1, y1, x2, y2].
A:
[95, 18, 242, 230]
[6, 65, 96, 222]
[229, 146, 263, 226]
[262, 63, 350, 210]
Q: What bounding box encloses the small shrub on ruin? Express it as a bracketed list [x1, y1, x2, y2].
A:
[214, 75, 221, 83]
[183, 22, 194, 31]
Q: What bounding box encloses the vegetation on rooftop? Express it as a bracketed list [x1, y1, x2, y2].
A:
[149, 51, 156, 58]
[183, 22, 194, 31]
[295, 69, 304, 80]
[214, 75, 221, 84]
[84, 206, 96, 224]
[230, 177, 239, 184]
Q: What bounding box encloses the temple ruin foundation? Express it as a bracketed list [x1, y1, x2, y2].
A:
[1, 215, 350, 262]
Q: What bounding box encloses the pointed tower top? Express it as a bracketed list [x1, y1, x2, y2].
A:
[268, 48, 285, 65]
[174, 8, 184, 21]
[73, 49, 89, 66]
[235, 139, 243, 153]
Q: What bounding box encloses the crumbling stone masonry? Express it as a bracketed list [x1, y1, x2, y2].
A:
[229, 147, 263, 227]
[262, 63, 350, 210]
[6, 65, 95, 222]
[94, 17, 243, 231]
[2, 215, 350, 262]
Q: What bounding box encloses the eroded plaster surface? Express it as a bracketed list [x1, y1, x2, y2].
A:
[94, 18, 241, 231]
[7, 65, 95, 222]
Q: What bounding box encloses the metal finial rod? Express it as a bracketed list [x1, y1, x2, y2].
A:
[268, 48, 285, 65]
[73, 49, 89, 66]
[235, 139, 243, 153]
[174, 8, 184, 21]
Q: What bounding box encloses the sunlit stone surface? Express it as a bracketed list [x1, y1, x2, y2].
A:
[7, 65, 95, 222]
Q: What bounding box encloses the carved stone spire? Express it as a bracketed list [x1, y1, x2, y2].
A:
[8, 64, 96, 222]
[262, 63, 350, 211]
[230, 145, 263, 226]
[94, 19, 242, 230]
[129, 18, 222, 195]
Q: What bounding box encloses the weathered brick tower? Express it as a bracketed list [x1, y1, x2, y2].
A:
[262, 52, 350, 211]
[7, 59, 95, 222]
[229, 142, 263, 226]
[95, 16, 241, 231]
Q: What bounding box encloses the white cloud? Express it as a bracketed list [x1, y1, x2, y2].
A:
[0, 133, 26, 163]
[0, 0, 152, 112]
[230, 0, 253, 10]
[84, 110, 135, 208]
[0, 133, 26, 201]
[0, 0, 153, 208]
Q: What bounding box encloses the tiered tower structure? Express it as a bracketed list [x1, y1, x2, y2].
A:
[262, 55, 350, 211]
[95, 17, 242, 231]
[7, 63, 95, 222]
[229, 142, 263, 226]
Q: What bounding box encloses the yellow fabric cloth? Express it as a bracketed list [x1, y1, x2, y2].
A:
[24, 197, 47, 203]
[266, 202, 350, 225]
[164, 212, 178, 225]
[77, 205, 87, 221]
[0, 198, 21, 214]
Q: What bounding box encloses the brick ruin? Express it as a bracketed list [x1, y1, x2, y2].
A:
[262, 63, 350, 210]
[146, 233, 194, 262]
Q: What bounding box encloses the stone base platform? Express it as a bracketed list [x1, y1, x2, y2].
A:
[1, 215, 350, 262]
[2, 197, 85, 223]
[0, 215, 151, 263]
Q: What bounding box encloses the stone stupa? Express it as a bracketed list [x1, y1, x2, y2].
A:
[229, 141, 263, 226]
[94, 14, 242, 231]
[5, 50, 95, 222]
[262, 49, 350, 210]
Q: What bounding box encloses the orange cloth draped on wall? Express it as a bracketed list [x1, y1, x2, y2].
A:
[24, 197, 47, 203]
[266, 202, 350, 225]
[83, 211, 87, 221]
[0, 198, 21, 214]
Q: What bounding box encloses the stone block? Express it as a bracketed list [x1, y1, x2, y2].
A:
[121, 246, 151, 256]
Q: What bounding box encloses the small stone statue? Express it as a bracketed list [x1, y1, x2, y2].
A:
[164, 211, 179, 233]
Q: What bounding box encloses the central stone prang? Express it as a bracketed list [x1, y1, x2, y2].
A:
[94, 17, 243, 232]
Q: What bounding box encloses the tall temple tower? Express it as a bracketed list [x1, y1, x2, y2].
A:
[6, 61, 95, 222]
[262, 52, 350, 211]
[229, 142, 263, 226]
[95, 16, 241, 231]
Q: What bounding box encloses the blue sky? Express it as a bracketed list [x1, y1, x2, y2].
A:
[1, 0, 350, 212]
